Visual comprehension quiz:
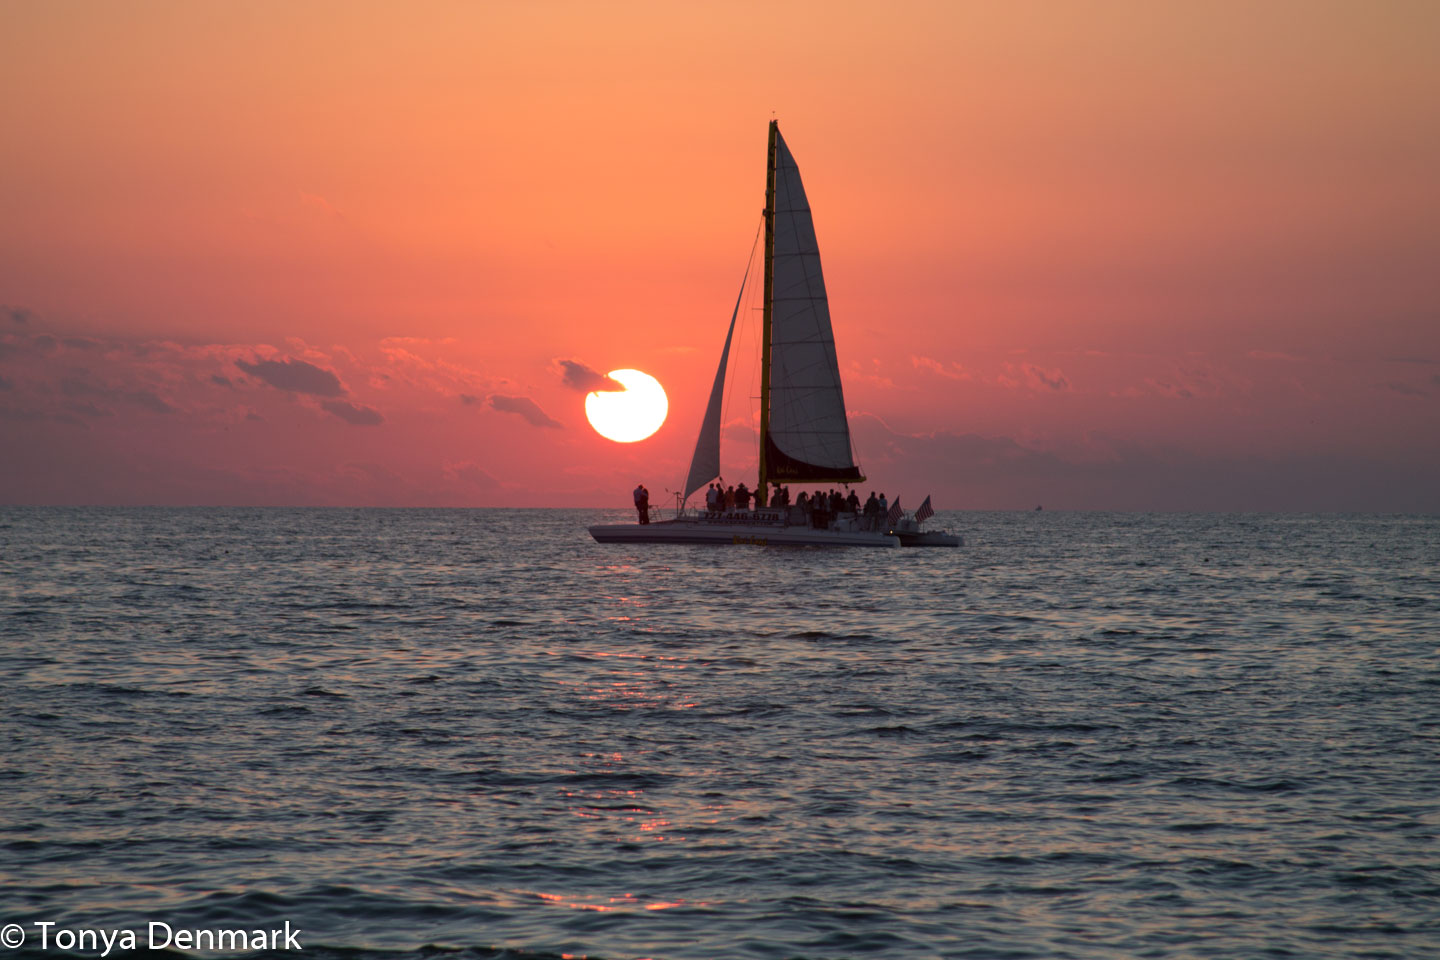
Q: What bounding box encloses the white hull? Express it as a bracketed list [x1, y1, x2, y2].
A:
[590, 517, 900, 548]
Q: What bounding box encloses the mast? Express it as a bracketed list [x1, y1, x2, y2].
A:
[758, 120, 777, 507]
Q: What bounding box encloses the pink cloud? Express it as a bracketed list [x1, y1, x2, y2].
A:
[997, 362, 1071, 391]
[911, 356, 971, 380]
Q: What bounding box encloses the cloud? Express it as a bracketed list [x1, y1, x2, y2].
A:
[0, 375, 11, 391]
[126, 390, 176, 414]
[1024, 363, 1070, 391]
[443, 460, 499, 489]
[459, 393, 480, 405]
[210, 374, 234, 388]
[1140, 378, 1195, 400]
[998, 362, 1071, 391]
[58, 377, 175, 413]
[375, 337, 492, 398]
[321, 399, 384, 425]
[1382, 381, 1428, 397]
[236, 356, 344, 396]
[842, 359, 895, 389]
[58, 377, 97, 398]
[6, 306, 33, 325]
[300, 191, 340, 215]
[488, 394, 563, 428]
[0, 406, 49, 424]
[65, 400, 112, 419]
[556, 359, 622, 393]
[1112, 363, 1246, 401]
[911, 356, 970, 380]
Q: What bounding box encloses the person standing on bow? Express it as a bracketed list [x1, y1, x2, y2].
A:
[633, 483, 650, 524]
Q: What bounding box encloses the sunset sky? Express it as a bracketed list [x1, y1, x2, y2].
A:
[3, 1, 1437, 509]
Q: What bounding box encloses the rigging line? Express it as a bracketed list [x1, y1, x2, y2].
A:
[720, 219, 764, 483]
[747, 226, 767, 476]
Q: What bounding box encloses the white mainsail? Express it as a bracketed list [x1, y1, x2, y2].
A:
[765, 129, 862, 481]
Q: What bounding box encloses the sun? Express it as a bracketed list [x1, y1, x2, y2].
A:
[585, 369, 668, 443]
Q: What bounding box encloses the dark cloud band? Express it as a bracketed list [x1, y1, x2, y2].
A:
[557, 360, 622, 394]
[236, 356, 344, 397]
[488, 394, 562, 428]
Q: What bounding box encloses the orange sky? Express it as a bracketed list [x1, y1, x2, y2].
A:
[3, 1, 1438, 509]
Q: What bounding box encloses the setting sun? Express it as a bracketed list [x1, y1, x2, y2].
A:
[584, 369, 668, 443]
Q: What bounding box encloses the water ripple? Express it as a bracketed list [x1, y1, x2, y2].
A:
[1, 508, 1437, 959]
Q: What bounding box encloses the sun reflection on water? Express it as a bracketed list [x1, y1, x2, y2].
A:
[520, 890, 707, 914]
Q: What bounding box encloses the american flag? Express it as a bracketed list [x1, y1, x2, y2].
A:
[885, 498, 903, 530]
[915, 495, 934, 524]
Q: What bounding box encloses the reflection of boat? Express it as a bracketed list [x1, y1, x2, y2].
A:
[590, 122, 959, 549]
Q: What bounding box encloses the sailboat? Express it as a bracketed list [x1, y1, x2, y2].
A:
[589, 122, 959, 548]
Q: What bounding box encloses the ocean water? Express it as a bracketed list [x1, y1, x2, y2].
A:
[1, 508, 1437, 960]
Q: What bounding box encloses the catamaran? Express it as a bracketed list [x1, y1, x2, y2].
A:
[589, 122, 960, 548]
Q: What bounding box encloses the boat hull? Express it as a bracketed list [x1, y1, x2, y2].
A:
[589, 518, 900, 548]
